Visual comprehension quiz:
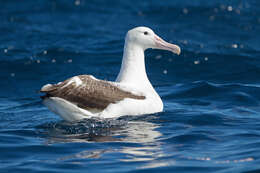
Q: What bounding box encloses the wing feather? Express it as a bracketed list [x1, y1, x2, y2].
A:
[40, 75, 145, 110]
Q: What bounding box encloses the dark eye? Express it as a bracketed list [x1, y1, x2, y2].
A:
[144, 31, 148, 35]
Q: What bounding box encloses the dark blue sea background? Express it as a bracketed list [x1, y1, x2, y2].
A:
[1, 0, 260, 172]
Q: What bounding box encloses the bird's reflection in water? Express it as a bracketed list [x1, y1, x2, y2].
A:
[39, 116, 172, 168]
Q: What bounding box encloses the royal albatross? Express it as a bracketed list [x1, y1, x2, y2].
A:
[40, 26, 181, 122]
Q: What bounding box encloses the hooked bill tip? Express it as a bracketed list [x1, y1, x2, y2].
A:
[175, 46, 181, 55]
[154, 35, 181, 55]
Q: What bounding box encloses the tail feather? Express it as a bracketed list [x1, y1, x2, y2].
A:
[40, 93, 51, 99]
[40, 84, 58, 99]
[40, 84, 58, 93]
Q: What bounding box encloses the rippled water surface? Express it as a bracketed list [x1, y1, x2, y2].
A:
[1, 0, 260, 172]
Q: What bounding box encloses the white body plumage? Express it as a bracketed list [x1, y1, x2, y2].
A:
[41, 26, 180, 121]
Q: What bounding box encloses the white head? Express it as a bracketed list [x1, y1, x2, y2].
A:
[125, 26, 181, 55]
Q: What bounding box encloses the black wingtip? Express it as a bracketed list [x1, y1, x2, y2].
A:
[40, 93, 51, 100]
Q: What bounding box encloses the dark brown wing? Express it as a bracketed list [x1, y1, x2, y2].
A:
[40, 75, 145, 110]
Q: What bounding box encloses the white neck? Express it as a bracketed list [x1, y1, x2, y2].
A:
[116, 41, 152, 89]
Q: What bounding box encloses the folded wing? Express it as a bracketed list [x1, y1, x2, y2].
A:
[40, 75, 145, 111]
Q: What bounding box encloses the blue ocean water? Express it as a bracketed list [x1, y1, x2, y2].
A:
[1, 0, 260, 172]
